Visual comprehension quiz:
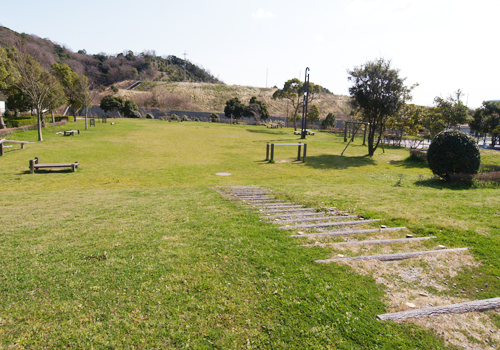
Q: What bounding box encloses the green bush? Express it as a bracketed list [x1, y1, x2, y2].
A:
[130, 111, 141, 118]
[170, 114, 180, 122]
[427, 129, 480, 180]
[194, 117, 200, 122]
[4, 113, 69, 128]
[209, 113, 219, 123]
[146, 113, 154, 119]
[122, 100, 139, 118]
[181, 115, 190, 122]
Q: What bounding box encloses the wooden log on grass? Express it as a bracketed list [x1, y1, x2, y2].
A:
[377, 297, 500, 321]
[315, 247, 468, 263]
[278, 215, 358, 223]
[290, 227, 406, 238]
[279, 218, 380, 230]
[264, 208, 317, 214]
[254, 205, 303, 209]
[300, 236, 437, 247]
[245, 199, 286, 203]
[261, 212, 326, 219]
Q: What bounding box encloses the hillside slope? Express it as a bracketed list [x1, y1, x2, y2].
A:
[114, 81, 352, 119]
[0, 26, 222, 86]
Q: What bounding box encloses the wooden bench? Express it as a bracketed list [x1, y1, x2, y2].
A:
[294, 129, 315, 136]
[266, 142, 307, 162]
[0, 139, 33, 156]
[64, 130, 80, 136]
[90, 118, 95, 127]
[29, 157, 79, 173]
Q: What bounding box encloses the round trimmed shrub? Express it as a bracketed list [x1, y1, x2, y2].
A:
[181, 115, 189, 122]
[427, 130, 480, 179]
[170, 114, 180, 122]
[209, 113, 219, 123]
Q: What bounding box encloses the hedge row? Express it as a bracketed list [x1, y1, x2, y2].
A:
[3, 115, 68, 128]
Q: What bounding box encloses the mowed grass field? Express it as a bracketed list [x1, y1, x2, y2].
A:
[1, 118, 499, 349]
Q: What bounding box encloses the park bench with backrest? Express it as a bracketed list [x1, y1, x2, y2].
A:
[29, 157, 79, 173]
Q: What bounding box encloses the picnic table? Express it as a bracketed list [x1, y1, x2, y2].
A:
[64, 129, 80, 136]
[294, 129, 315, 135]
[29, 157, 79, 173]
[266, 142, 307, 162]
[266, 123, 282, 128]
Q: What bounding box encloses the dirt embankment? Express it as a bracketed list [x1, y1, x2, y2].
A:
[99, 81, 352, 119]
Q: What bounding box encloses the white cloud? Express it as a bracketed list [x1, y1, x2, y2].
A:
[251, 9, 276, 20]
[315, 34, 324, 43]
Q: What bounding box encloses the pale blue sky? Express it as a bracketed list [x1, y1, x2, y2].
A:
[1, 0, 498, 108]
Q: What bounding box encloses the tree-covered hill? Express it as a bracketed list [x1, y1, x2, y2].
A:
[0, 26, 222, 87]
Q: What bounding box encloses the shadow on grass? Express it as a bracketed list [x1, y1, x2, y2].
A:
[389, 157, 429, 169]
[246, 128, 291, 136]
[303, 154, 375, 170]
[414, 176, 473, 190]
[20, 169, 77, 175]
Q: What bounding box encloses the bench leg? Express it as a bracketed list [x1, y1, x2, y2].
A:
[71, 164, 76, 172]
[297, 143, 302, 161]
[21, 143, 25, 149]
[266, 143, 269, 161]
[30, 160, 34, 174]
[270, 144, 274, 162]
[0, 143, 3, 156]
[303, 144, 307, 162]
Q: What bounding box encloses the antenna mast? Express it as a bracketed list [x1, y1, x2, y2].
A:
[183, 51, 188, 82]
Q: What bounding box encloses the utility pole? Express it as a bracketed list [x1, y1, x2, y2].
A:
[183, 51, 188, 82]
[300, 67, 310, 139]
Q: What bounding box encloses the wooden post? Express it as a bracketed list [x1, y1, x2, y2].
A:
[270, 144, 274, 162]
[344, 122, 348, 142]
[266, 142, 270, 161]
[297, 142, 302, 161]
[303, 144, 307, 162]
[103, 117, 107, 124]
[351, 123, 356, 142]
[29, 159, 34, 173]
[0, 143, 3, 156]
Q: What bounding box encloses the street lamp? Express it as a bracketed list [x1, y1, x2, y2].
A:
[300, 67, 310, 139]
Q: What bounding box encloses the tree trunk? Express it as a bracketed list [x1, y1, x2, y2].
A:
[51, 110, 55, 123]
[85, 106, 88, 130]
[367, 124, 376, 156]
[0, 115, 5, 129]
[37, 109, 43, 141]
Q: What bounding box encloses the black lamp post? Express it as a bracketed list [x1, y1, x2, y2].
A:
[300, 67, 310, 139]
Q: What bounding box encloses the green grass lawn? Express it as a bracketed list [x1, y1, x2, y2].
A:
[1, 119, 499, 348]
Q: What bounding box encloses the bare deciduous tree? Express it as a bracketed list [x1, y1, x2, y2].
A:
[0, 47, 62, 141]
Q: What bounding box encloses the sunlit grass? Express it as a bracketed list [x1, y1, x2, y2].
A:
[0, 118, 499, 348]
